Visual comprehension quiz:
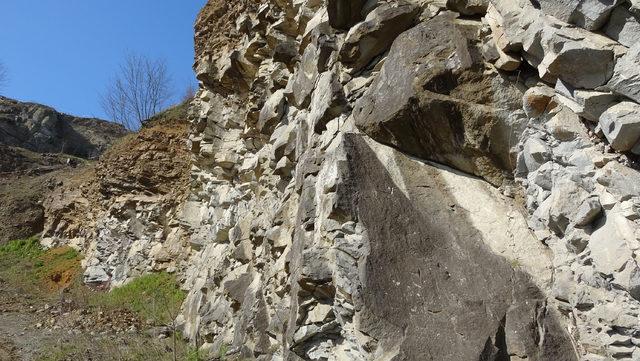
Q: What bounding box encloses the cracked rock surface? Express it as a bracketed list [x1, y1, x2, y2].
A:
[42, 0, 640, 359]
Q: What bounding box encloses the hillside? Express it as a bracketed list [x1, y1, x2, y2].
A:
[0, 97, 128, 243]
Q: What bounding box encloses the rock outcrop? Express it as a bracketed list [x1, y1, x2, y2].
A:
[0, 98, 127, 244]
[41, 104, 191, 287]
[40, 0, 640, 360]
[0, 96, 128, 159]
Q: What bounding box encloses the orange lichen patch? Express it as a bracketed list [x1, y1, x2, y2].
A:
[37, 246, 82, 291]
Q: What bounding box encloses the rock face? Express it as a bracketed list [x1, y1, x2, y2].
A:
[0, 96, 128, 159]
[41, 0, 640, 360]
[41, 104, 191, 287]
[353, 12, 523, 185]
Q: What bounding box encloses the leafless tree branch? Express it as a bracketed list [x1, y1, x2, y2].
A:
[100, 54, 172, 130]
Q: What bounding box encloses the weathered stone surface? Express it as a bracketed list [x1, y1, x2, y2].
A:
[599, 101, 640, 152]
[538, 27, 615, 89]
[0, 96, 128, 158]
[37, 1, 640, 359]
[339, 2, 419, 73]
[590, 211, 635, 275]
[257, 89, 287, 133]
[604, 5, 640, 47]
[447, 0, 488, 15]
[327, 0, 366, 30]
[308, 71, 346, 133]
[522, 85, 555, 118]
[354, 12, 523, 185]
[345, 134, 577, 361]
[538, 0, 621, 30]
[548, 178, 590, 235]
[606, 42, 640, 103]
[555, 79, 616, 122]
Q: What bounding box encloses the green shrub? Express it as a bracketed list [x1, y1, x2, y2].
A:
[0, 236, 44, 259]
[90, 272, 186, 324]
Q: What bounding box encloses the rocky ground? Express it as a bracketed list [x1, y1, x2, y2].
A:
[0, 241, 198, 361]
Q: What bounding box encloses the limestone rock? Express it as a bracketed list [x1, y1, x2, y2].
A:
[555, 79, 616, 122]
[339, 2, 419, 74]
[522, 85, 555, 118]
[590, 211, 635, 275]
[537, 0, 621, 30]
[354, 12, 523, 185]
[604, 5, 640, 47]
[606, 42, 640, 103]
[599, 101, 640, 152]
[308, 71, 346, 134]
[522, 137, 551, 172]
[257, 89, 287, 133]
[538, 27, 615, 89]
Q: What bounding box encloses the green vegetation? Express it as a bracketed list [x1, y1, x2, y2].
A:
[0, 236, 44, 259]
[89, 272, 186, 324]
[0, 236, 82, 293]
[1, 236, 201, 361]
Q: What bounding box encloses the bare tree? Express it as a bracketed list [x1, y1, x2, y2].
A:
[101, 54, 172, 130]
[0, 62, 7, 91]
[182, 83, 197, 103]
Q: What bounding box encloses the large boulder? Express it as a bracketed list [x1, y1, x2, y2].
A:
[537, 0, 621, 30]
[353, 12, 523, 185]
[537, 27, 615, 89]
[343, 134, 578, 361]
[604, 5, 640, 47]
[606, 42, 640, 104]
[339, 2, 419, 74]
[599, 101, 640, 153]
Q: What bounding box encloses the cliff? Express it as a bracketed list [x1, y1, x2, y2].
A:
[40, 0, 640, 360]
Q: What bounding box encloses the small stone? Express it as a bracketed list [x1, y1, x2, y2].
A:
[522, 86, 555, 118]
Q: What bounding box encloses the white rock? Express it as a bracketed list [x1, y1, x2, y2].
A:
[599, 101, 640, 152]
[607, 42, 640, 103]
[589, 210, 635, 275]
[523, 137, 550, 172]
[554, 79, 616, 122]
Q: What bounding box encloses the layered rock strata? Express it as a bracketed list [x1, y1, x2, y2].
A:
[43, 0, 640, 359]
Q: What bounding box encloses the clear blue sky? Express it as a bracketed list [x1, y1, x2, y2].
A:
[0, 0, 206, 119]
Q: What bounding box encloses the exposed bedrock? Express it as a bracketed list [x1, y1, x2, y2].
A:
[41, 0, 640, 359]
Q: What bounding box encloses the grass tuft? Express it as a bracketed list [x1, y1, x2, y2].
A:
[89, 272, 186, 325]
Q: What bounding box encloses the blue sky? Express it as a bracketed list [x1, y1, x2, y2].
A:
[0, 0, 206, 119]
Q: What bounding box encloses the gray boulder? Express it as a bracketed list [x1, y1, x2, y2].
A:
[537, 0, 621, 30]
[599, 101, 640, 152]
[342, 133, 578, 361]
[538, 27, 615, 89]
[604, 5, 640, 47]
[555, 79, 616, 122]
[339, 2, 419, 74]
[606, 42, 640, 103]
[353, 12, 524, 185]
